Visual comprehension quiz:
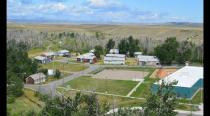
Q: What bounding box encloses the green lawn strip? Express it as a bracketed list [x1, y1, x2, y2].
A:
[7, 88, 44, 115]
[40, 62, 88, 72]
[62, 76, 138, 96]
[178, 89, 203, 104]
[104, 67, 155, 72]
[176, 104, 199, 111]
[130, 69, 158, 98]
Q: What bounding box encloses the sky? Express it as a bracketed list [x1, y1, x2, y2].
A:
[7, 0, 203, 23]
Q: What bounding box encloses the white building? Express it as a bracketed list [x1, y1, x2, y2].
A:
[104, 54, 125, 65]
[134, 52, 142, 58]
[152, 66, 203, 98]
[25, 73, 46, 84]
[109, 49, 119, 54]
[41, 52, 56, 59]
[137, 55, 160, 66]
[89, 49, 95, 53]
[34, 56, 51, 64]
[57, 50, 70, 57]
[77, 53, 97, 63]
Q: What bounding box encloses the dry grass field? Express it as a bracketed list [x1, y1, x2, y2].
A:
[7, 23, 203, 44]
[150, 68, 178, 79]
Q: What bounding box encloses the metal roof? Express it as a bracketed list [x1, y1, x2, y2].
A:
[109, 49, 119, 53]
[58, 50, 69, 53]
[137, 55, 159, 62]
[34, 56, 47, 61]
[28, 73, 46, 80]
[154, 66, 203, 88]
[77, 53, 96, 60]
[104, 56, 125, 61]
[105, 54, 125, 58]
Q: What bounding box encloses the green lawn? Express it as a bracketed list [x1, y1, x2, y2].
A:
[7, 88, 44, 116]
[125, 58, 138, 66]
[178, 89, 203, 104]
[62, 76, 138, 96]
[40, 62, 88, 72]
[28, 48, 45, 58]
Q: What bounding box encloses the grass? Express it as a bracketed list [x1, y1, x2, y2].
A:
[178, 89, 203, 104]
[7, 88, 44, 115]
[125, 58, 138, 66]
[43, 72, 72, 84]
[40, 61, 88, 72]
[62, 76, 138, 96]
[28, 48, 45, 58]
[104, 67, 155, 72]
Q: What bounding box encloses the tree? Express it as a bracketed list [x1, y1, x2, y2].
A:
[143, 80, 178, 116]
[54, 69, 61, 79]
[176, 40, 193, 64]
[94, 45, 104, 59]
[118, 39, 129, 54]
[154, 37, 179, 65]
[106, 39, 115, 53]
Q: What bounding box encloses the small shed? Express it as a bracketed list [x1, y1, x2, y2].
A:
[25, 73, 46, 84]
[41, 52, 55, 59]
[109, 49, 119, 54]
[134, 52, 142, 58]
[137, 55, 160, 67]
[34, 56, 51, 64]
[57, 50, 70, 57]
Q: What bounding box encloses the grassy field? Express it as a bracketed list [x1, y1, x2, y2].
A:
[43, 72, 71, 84]
[178, 89, 203, 104]
[28, 48, 45, 58]
[40, 61, 88, 72]
[7, 88, 44, 115]
[62, 76, 138, 96]
[7, 23, 203, 44]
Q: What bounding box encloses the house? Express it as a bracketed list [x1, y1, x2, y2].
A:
[25, 73, 46, 84]
[34, 56, 51, 64]
[77, 53, 97, 64]
[151, 66, 203, 98]
[134, 52, 142, 58]
[104, 54, 125, 65]
[89, 49, 95, 53]
[48, 69, 55, 76]
[109, 49, 119, 54]
[41, 52, 56, 60]
[57, 50, 70, 57]
[137, 55, 160, 67]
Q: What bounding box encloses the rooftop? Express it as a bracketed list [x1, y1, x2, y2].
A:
[34, 56, 47, 60]
[137, 55, 159, 62]
[28, 73, 46, 80]
[154, 66, 203, 88]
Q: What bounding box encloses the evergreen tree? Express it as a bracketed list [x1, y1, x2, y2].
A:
[106, 39, 115, 53]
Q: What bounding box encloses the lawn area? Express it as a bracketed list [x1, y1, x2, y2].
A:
[104, 66, 155, 72]
[178, 89, 203, 104]
[7, 88, 44, 115]
[40, 61, 88, 72]
[28, 48, 45, 58]
[125, 58, 138, 66]
[62, 76, 138, 96]
[57, 88, 145, 108]
[43, 72, 72, 84]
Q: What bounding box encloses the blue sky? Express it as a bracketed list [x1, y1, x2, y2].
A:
[7, 0, 203, 23]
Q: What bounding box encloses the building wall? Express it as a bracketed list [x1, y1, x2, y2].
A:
[139, 61, 159, 66]
[151, 79, 203, 98]
[26, 77, 34, 84]
[104, 60, 125, 65]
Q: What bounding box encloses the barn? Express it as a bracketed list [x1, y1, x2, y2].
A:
[104, 54, 125, 65]
[25, 73, 46, 84]
[34, 56, 51, 64]
[151, 66, 203, 99]
[137, 55, 160, 67]
[77, 53, 97, 64]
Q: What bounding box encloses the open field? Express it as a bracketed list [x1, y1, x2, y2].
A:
[93, 69, 148, 81]
[125, 58, 138, 65]
[7, 23, 203, 43]
[40, 61, 88, 73]
[7, 88, 44, 115]
[28, 48, 45, 58]
[43, 72, 72, 84]
[61, 76, 138, 96]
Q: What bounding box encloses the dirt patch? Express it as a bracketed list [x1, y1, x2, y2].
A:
[92, 69, 149, 81]
[150, 68, 177, 79]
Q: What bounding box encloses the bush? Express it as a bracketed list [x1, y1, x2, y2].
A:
[7, 95, 15, 104]
[54, 69, 61, 79]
